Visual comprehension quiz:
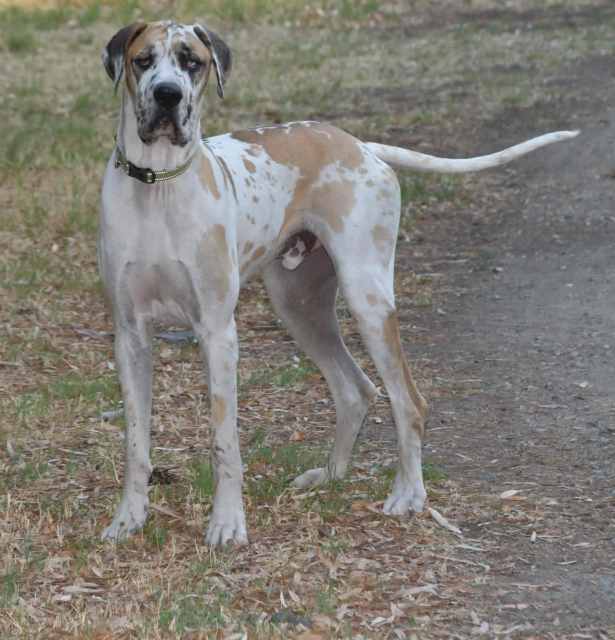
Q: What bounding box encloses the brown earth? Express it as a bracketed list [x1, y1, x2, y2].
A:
[366, 30, 615, 639]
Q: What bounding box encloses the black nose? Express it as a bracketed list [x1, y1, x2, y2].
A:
[153, 82, 182, 109]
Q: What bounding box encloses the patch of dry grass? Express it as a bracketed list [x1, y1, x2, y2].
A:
[1, 0, 614, 637]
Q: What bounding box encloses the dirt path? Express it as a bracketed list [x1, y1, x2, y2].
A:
[391, 52, 615, 635]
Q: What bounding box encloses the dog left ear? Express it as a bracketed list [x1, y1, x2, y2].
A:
[103, 22, 147, 91]
[194, 25, 232, 99]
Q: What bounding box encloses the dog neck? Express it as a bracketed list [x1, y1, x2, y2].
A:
[117, 91, 201, 173]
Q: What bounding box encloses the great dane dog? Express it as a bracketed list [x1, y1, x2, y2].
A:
[99, 20, 577, 546]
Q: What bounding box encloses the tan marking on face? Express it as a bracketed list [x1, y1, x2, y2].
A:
[181, 32, 213, 99]
[199, 224, 232, 303]
[382, 311, 428, 431]
[243, 158, 256, 173]
[231, 123, 364, 236]
[199, 155, 221, 200]
[124, 23, 167, 97]
[211, 394, 227, 425]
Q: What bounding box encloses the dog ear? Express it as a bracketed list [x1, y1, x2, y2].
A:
[102, 22, 147, 91]
[194, 25, 232, 98]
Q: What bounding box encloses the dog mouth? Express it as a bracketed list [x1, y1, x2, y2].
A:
[140, 110, 189, 146]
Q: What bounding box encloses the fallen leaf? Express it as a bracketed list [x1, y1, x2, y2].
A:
[428, 507, 462, 536]
[500, 489, 523, 499]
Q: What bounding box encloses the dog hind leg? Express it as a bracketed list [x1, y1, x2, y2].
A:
[262, 248, 377, 488]
[337, 264, 428, 515]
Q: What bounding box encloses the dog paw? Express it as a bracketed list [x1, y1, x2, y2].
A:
[383, 482, 426, 516]
[206, 506, 248, 547]
[292, 467, 328, 489]
[101, 496, 148, 542]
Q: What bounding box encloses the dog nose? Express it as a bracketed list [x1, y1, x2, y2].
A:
[153, 83, 183, 109]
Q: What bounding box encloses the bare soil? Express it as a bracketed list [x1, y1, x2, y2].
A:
[371, 27, 615, 638]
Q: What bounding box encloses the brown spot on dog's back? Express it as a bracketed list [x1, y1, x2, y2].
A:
[243, 158, 256, 173]
[211, 394, 227, 425]
[199, 155, 221, 200]
[199, 224, 232, 302]
[232, 123, 363, 171]
[232, 123, 364, 235]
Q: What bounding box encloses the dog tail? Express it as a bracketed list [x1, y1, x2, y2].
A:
[364, 130, 579, 173]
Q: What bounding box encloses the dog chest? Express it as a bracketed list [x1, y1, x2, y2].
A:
[120, 258, 201, 326]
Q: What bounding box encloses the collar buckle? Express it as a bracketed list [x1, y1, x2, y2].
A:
[114, 143, 199, 185]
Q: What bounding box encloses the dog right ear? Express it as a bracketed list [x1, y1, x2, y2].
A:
[102, 22, 147, 91]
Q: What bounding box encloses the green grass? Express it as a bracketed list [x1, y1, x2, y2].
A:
[243, 357, 319, 390]
[0, 6, 69, 35]
[399, 173, 464, 207]
[6, 28, 37, 53]
[145, 523, 169, 550]
[11, 374, 119, 423]
[190, 429, 324, 504]
[0, 569, 20, 609]
[190, 460, 215, 500]
[158, 590, 229, 634]
[366, 462, 447, 502]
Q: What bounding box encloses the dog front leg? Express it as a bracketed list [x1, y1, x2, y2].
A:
[197, 319, 247, 546]
[102, 322, 153, 541]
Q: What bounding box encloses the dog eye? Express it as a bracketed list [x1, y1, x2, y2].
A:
[186, 58, 202, 72]
[134, 56, 152, 70]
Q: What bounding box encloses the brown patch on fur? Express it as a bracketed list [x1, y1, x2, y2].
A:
[199, 155, 221, 200]
[214, 155, 237, 201]
[231, 123, 363, 236]
[243, 158, 256, 173]
[211, 394, 227, 425]
[308, 179, 356, 233]
[371, 224, 394, 265]
[382, 311, 428, 433]
[253, 246, 266, 258]
[240, 245, 266, 275]
[366, 293, 379, 306]
[199, 225, 232, 303]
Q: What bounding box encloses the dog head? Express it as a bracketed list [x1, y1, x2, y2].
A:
[103, 21, 232, 147]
